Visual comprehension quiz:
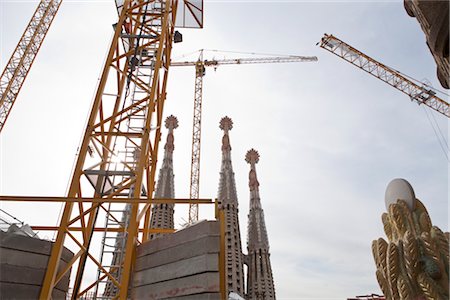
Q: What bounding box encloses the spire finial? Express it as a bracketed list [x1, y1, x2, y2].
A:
[165, 115, 179, 130]
[219, 116, 233, 132]
[246, 149, 260, 192]
[245, 148, 260, 165]
[164, 115, 178, 152]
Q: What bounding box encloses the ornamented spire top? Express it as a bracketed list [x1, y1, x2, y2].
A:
[164, 115, 178, 153]
[219, 116, 233, 132]
[246, 149, 260, 193]
[245, 148, 260, 165]
[220, 116, 233, 152]
[165, 115, 179, 130]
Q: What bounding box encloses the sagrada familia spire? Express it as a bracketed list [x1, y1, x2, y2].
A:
[217, 116, 246, 297]
[245, 149, 276, 299]
[149, 115, 178, 240]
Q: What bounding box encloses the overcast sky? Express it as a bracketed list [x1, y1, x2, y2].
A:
[0, 0, 448, 299]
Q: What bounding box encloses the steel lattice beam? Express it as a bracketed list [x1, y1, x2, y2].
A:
[319, 34, 449, 118]
[188, 50, 204, 223]
[0, 0, 62, 132]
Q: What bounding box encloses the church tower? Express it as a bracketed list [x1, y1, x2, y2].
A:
[245, 149, 276, 300]
[217, 116, 245, 297]
[149, 115, 178, 240]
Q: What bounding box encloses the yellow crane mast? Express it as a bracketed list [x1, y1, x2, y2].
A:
[319, 34, 449, 118]
[39, 1, 187, 298]
[171, 51, 318, 223]
[0, 0, 62, 132]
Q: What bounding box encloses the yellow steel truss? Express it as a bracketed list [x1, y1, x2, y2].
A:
[39, 1, 179, 298]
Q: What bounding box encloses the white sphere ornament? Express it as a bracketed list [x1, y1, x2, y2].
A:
[385, 178, 416, 211]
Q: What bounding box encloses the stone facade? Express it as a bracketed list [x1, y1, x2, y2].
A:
[404, 0, 449, 89]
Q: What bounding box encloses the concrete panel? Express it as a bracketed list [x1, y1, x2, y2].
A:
[135, 235, 219, 271]
[0, 231, 73, 298]
[138, 221, 219, 257]
[0, 264, 70, 291]
[0, 231, 73, 262]
[134, 254, 218, 286]
[0, 282, 66, 299]
[0, 247, 70, 274]
[132, 272, 220, 299]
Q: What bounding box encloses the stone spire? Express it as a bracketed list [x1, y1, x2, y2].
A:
[217, 116, 245, 297]
[149, 115, 178, 240]
[245, 149, 276, 300]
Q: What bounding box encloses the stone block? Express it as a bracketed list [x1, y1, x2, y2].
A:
[0, 231, 74, 298]
[0, 231, 73, 262]
[137, 220, 219, 257]
[0, 264, 70, 291]
[135, 235, 220, 271]
[134, 253, 218, 286]
[131, 272, 220, 299]
[0, 282, 66, 300]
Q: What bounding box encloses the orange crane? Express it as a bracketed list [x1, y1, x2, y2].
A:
[0, 0, 62, 132]
[319, 33, 449, 118]
[171, 50, 318, 223]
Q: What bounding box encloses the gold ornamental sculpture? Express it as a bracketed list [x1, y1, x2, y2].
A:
[372, 179, 449, 300]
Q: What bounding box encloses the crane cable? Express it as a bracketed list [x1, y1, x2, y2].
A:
[422, 105, 449, 162]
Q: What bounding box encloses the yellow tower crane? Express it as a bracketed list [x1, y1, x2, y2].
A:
[319, 33, 449, 118]
[171, 50, 318, 223]
[0, 0, 62, 132]
[33, 1, 203, 299]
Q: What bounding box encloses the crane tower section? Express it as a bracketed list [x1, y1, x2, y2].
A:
[319, 34, 449, 118]
[0, 0, 62, 132]
[38, 0, 200, 298]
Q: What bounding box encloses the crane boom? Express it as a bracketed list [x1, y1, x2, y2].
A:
[172, 52, 318, 224]
[171, 55, 318, 67]
[319, 33, 449, 118]
[0, 0, 62, 132]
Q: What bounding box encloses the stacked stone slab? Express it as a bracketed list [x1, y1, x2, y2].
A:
[0, 231, 73, 299]
[131, 220, 221, 299]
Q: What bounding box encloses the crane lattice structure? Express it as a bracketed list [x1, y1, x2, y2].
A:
[0, 0, 62, 132]
[171, 51, 318, 223]
[319, 33, 449, 118]
[37, 1, 200, 298]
